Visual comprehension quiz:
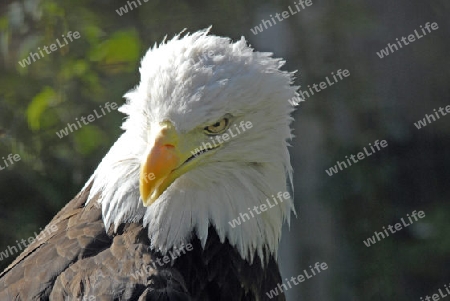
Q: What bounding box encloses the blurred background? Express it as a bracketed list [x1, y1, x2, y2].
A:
[0, 0, 449, 300]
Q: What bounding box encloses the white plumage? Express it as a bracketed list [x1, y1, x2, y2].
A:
[85, 28, 298, 266]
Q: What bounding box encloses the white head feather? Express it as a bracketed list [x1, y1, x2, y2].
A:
[85, 28, 298, 265]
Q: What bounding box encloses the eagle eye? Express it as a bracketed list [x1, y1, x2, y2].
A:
[204, 117, 230, 135]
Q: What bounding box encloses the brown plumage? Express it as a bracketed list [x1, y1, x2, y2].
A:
[0, 184, 285, 300]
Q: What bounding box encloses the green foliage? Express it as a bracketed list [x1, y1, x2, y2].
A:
[89, 29, 141, 73]
[27, 86, 58, 130]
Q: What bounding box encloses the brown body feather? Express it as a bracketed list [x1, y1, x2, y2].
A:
[0, 186, 285, 301]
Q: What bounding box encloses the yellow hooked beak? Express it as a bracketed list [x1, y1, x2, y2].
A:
[139, 121, 213, 206]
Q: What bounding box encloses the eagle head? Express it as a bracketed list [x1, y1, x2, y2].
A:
[85, 28, 299, 265]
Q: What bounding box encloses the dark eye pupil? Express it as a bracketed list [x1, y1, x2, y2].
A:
[204, 118, 229, 134]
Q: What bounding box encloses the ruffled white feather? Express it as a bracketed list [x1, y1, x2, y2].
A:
[84, 28, 298, 266]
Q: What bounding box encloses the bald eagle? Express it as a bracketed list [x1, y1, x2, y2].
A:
[0, 29, 298, 300]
